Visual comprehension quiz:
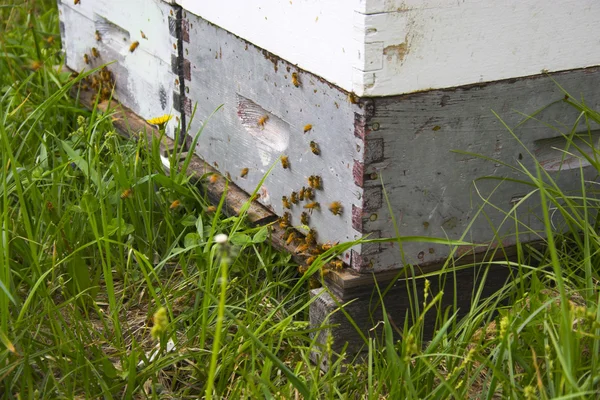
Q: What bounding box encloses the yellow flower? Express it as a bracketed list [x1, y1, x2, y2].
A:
[146, 114, 172, 129]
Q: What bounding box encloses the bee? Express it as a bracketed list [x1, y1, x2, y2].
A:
[140, 30, 147, 39]
[300, 211, 309, 225]
[320, 242, 337, 252]
[46, 201, 54, 211]
[330, 260, 344, 270]
[297, 265, 309, 274]
[308, 175, 322, 190]
[305, 187, 315, 200]
[285, 231, 296, 245]
[129, 41, 140, 53]
[206, 205, 217, 213]
[208, 174, 219, 184]
[30, 60, 42, 71]
[279, 212, 291, 229]
[295, 243, 309, 254]
[120, 188, 133, 199]
[298, 187, 305, 201]
[348, 92, 359, 104]
[329, 201, 343, 215]
[304, 202, 320, 214]
[169, 200, 181, 210]
[309, 141, 320, 155]
[83, 54, 90, 64]
[290, 191, 298, 204]
[74, 0, 80, 4]
[282, 196, 291, 209]
[303, 124, 312, 133]
[257, 115, 269, 128]
[91, 47, 99, 58]
[291, 72, 300, 87]
[306, 255, 317, 265]
[46, 36, 54, 45]
[95, 30, 102, 41]
[240, 167, 249, 178]
[281, 155, 289, 169]
[226, 172, 232, 181]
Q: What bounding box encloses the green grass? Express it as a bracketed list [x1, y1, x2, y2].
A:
[1, 1, 599, 398]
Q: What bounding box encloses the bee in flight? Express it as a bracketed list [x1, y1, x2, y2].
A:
[329, 201, 343, 215]
[169, 200, 181, 210]
[129, 41, 140, 53]
[120, 188, 133, 199]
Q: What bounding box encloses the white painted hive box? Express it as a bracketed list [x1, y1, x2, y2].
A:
[59, 0, 600, 273]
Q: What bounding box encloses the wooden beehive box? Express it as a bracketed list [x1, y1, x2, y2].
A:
[59, 0, 600, 276]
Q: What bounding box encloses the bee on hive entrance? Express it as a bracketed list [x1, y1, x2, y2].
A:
[240, 168, 249, 178]
[305, 229, 317, 247]
[285, 231, 296, 245]
[303, 124, 312, 133]
[310, 141, 320, 155]
[291, 72, 300, 87]
[74, 0, 80, 4]
[329, 201, 343, 215]
[308, 175, 322, 190]
[95, 30, 102, 41]
[257, 115, 269, 128]
[279, 212, 291, 229]
[120, 188, 133, 200]
[300, 211, 309, 225]
[282, 196, 291, 209]
[129, 41, 140, 53]
[348, 92, 359, 104]
[305, 187, 315, 200]
[140, 30, 147, 39]
[91, 47, 99, 58]
[290, 191, 298, 204]
[298, 187, 305, 201]
[281, 155, 289, 169]
[83, 54, 90, 64]
[303, 202, 320, 213]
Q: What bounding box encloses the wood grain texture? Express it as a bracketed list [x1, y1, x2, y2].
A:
[358, 67, 600, 272]
[310, 262, 511, 359]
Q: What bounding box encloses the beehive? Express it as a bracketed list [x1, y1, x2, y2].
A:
[60, 0, 600, 354]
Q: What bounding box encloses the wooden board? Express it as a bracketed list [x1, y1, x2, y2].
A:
[356, 67, 600, 272]
[181, 14, 365, 264]
[175, 0, 600, 96]
[58, 0, 182, 139]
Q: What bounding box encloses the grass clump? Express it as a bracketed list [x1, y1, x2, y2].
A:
[1, 1, 599, 399]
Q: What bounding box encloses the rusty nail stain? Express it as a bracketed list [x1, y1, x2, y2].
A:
[417, 251, 425, 260]
[369, 213, 377, 221]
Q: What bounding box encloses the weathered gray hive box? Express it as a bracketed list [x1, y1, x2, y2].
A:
[59, 0, 600, 275]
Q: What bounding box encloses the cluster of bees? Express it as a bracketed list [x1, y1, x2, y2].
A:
[78, 66, 116, 103]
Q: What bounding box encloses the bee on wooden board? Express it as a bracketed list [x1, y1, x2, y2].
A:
[95, 30, 102, 42]
[303, 124, 312, 133]
[303, 202, 320, 212]
[279, 212, 291, 229]
[300, 211, 309, 225]
[282, 196, 291, 209]
[240, 168, 249, 178]
[83, 53, 90, 64]
[91, 47, 99, 58]
[290, 191, 298, 204]
[169, 200, 181, 210]
[120, 188, 133, 199]
[295, 243, 309, 254]
[330, 260, 344, 270]
[305, 187, 315, 200]
[129, 41, 140, 53]
[329, 201, 343, 216]
[281, 155, 289, 169]
[308, 175, 322, 190]
[257, 115, 269, 128]
[291, 72, 300, 87]
[285, 231, 296, 245]
[305, 229, 317, 245]
[309, 141, 320, 155]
